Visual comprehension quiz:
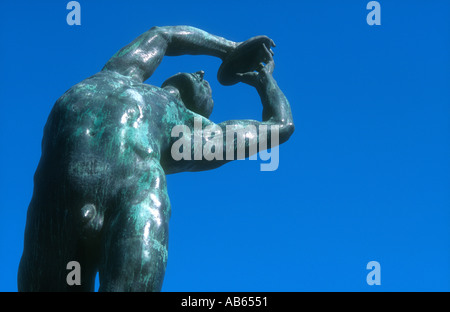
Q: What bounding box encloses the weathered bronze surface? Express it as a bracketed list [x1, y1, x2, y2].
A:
[18, 26, 294, 291]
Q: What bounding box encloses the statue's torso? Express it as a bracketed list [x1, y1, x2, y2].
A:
[33, 70, 180, 220]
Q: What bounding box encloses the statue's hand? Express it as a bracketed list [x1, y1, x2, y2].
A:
[229, 36, 275, 58]
[236, 43, 275, 88]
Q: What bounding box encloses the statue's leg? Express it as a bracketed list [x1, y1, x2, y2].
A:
[98, 200, 169, 292]
[18, 198, 100, 291]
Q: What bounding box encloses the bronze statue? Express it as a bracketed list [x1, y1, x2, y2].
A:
[18, 26, 294, 291]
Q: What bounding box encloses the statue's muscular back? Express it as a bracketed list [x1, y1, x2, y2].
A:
[42, 68, 175, 220]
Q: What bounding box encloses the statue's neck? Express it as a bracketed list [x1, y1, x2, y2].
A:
[162, 85, 182, 101]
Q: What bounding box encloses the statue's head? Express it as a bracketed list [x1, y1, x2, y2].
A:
[162, 71, 214, 118]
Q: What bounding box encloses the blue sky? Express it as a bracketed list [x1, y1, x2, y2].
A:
[0, 0, 449, 291]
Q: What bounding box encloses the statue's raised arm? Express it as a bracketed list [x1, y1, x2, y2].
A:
[101, 25, 242, 82]
[164, 42, 294, 173]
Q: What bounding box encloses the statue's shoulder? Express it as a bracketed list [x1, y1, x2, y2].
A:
[55, 71, 145, 105]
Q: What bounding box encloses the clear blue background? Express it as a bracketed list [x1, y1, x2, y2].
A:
[0, 0, 449, 291]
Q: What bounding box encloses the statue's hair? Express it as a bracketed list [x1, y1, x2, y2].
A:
[162, 72, 213, 117]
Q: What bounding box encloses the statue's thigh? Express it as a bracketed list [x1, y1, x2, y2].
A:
[18, 203, 99, 291]
[98, 201, 169, 292]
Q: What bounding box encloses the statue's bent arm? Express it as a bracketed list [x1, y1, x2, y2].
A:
[102, 25, 238, 82]
[165, 67, 294, 173]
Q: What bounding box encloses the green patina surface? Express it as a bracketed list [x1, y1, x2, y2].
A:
[18, 25, 293, 292]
